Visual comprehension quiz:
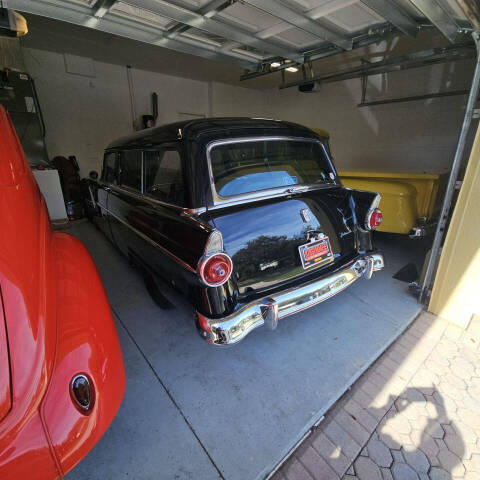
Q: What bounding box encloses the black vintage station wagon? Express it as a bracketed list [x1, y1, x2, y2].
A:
[86, 118, 384, 345]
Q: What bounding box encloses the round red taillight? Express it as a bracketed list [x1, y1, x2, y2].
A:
[367, 208, 383, 229]
[199, 253, 233, 287]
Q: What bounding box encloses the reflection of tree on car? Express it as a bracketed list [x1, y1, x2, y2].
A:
[233, 226, 325, 282]
[233, 234, 298, 280]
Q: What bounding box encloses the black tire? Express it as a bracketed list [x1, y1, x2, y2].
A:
[143, 270, 174, 309]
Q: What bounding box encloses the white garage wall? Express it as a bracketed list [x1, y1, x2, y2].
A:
[23, 48, 132, 176]
[131, 67, 209, 126]
[263, 60, 474, 173]
[19, 41, 474, 177]
[209, 81, 269, 118]
[21, 47, 267, 176]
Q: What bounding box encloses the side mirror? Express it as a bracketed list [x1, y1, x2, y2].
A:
[89, 170, 99, 180]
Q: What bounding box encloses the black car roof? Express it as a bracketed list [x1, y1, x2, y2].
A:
[106, 117, 324, 150]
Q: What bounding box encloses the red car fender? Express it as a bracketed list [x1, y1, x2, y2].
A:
[0, 107, 60, 479]
[0, 411, 59, 480]
[0, 105, 125, 479]
[40, 232, 126, 476]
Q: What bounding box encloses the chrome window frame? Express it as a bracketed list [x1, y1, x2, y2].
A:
[206, 136, 339, 209]
[101, 147, 206, 216]
[101, 150, 118, 184]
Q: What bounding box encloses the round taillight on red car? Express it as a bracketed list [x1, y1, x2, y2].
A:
[367, 208, 383, 230]
[70, 374, 95, 415]
[199, 253, 233, 287]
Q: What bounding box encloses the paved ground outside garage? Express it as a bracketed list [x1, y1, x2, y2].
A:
[65, 221, 422, 480]
[274, 313, 480, 480]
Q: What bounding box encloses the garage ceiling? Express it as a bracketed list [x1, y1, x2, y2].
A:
[6, 0, 475, 77]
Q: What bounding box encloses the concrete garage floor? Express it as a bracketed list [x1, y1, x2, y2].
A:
[66, 221, 423, 480]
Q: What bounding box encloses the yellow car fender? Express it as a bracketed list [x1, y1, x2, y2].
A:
[339, 172, 440, 235]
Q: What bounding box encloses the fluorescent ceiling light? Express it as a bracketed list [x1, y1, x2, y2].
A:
[286, 66, 298, 72]
[270, 61, 281, 68]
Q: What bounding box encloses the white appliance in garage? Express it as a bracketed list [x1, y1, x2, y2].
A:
[33, 169, 68, 222]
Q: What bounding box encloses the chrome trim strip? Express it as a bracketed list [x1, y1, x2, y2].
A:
[141, 150, 145, 194]
[87, 183, 96, 208]
[107, 184, 210, 226]
[205, 136, 339, 209]
[101, 204, 196, 273]
[106, 183, 202, 215]
[197, 253, 384, 345]
[206, 184, 339, 211]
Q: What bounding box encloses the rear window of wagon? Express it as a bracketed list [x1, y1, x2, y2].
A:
[209, 139, 336, 198]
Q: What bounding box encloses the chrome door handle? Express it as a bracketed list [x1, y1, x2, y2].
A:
[286, 186, 309, 194]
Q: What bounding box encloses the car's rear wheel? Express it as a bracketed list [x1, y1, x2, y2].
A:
[142, 270, 173, 310]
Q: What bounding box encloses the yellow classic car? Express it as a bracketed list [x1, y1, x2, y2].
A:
[312, 129, 441, 236]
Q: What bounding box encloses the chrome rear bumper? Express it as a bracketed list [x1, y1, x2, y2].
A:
[196, 253, 384, 345]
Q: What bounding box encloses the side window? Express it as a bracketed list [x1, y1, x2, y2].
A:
[102, 152, 117, 183]
[119, 150, 142, 191]
[144, 149, 184, 206]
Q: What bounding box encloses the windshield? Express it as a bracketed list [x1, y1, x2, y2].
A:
[209, 139, 336, 198]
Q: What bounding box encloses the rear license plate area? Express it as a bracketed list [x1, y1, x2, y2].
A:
[298, 237, 334, 269]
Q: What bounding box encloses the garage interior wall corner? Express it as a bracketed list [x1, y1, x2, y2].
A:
[429, 122, 480, 328]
